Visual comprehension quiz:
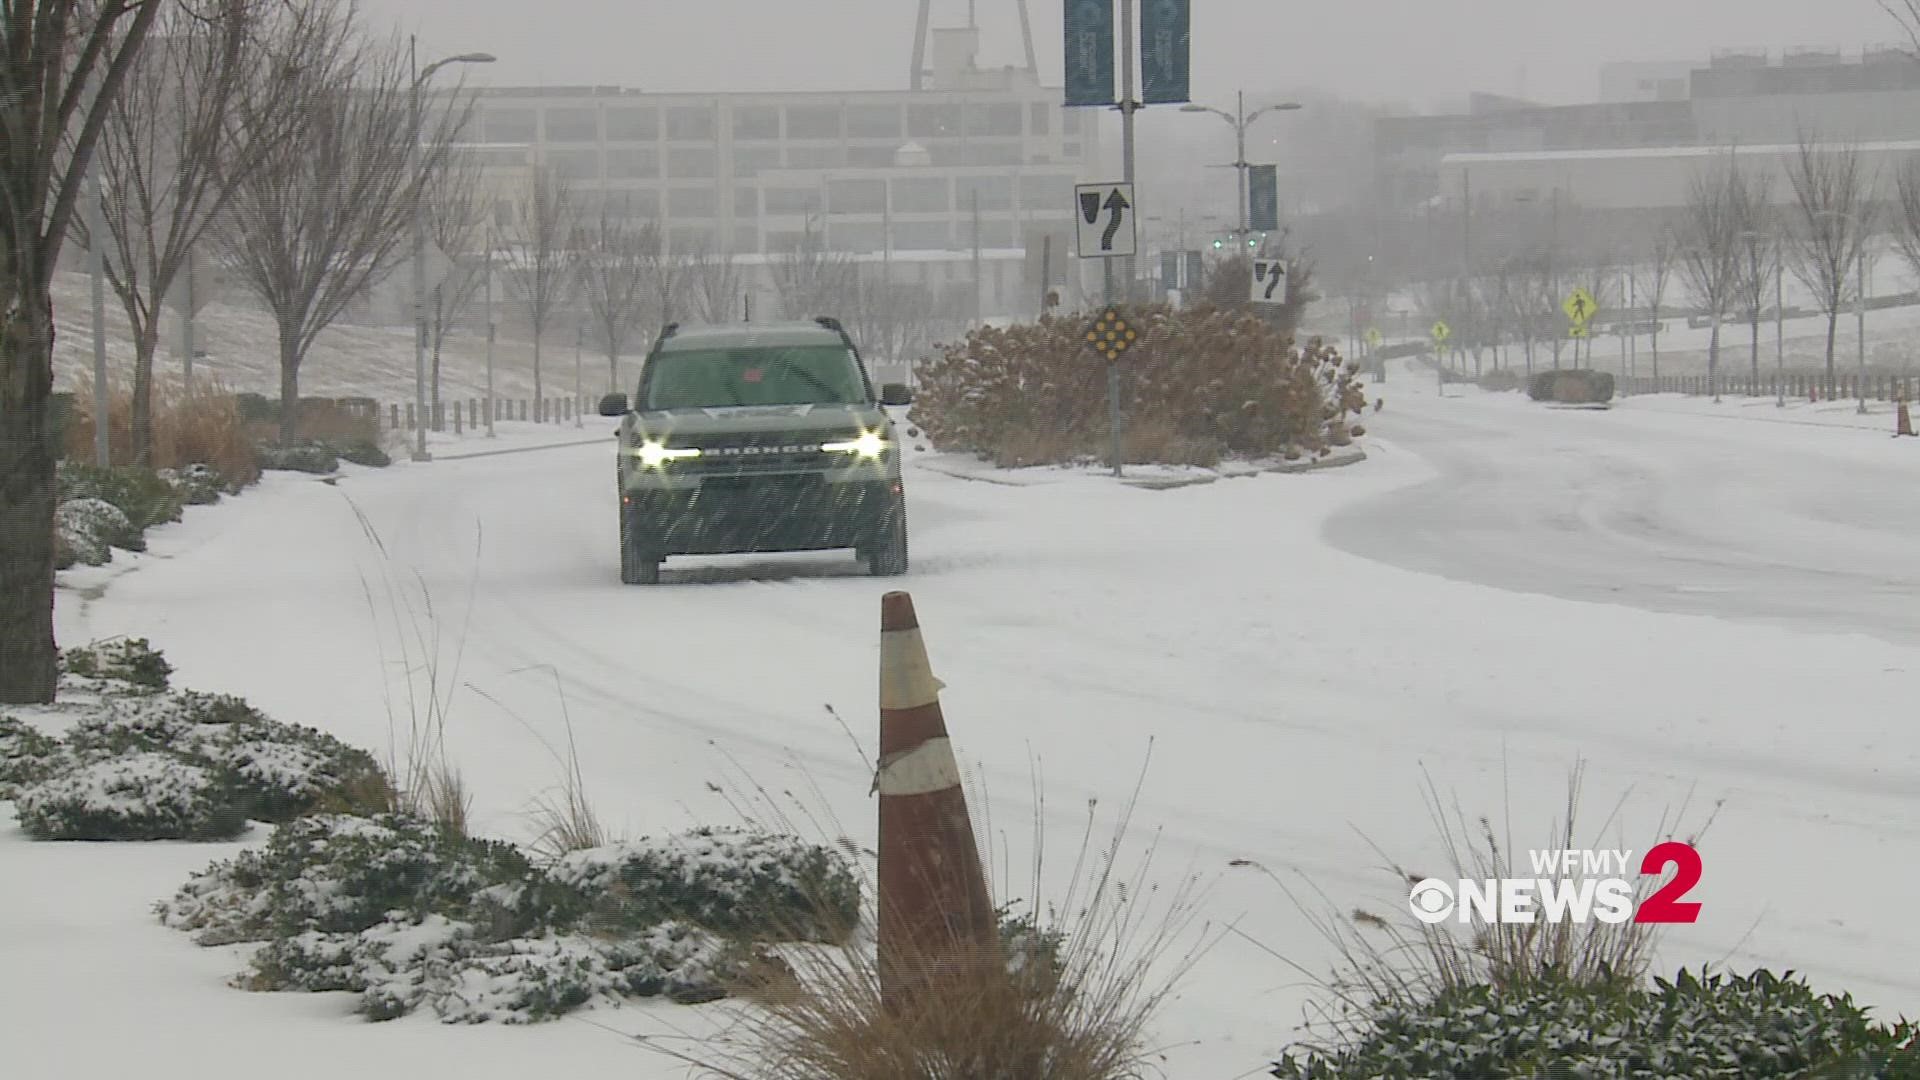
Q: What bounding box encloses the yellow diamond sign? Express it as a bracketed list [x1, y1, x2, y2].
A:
[1084, 307, 1137, 362]
[1563, 286, 1597, 326]
[1431, 320, 1450, 343]
[1365, 327, 1382, 347]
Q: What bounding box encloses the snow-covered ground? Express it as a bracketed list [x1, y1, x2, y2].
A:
[7, 357, 1920, 1078]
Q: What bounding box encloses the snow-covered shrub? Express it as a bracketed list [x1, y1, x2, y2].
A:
[57, 461, 187, 531]
[15, 752, 245, 840]
[1268, 968, 1920, 1079]
[909, 303, 1367, 468]
[257, 443, 339, 474]
[335, 440, 390, 468]
[551, 827, 861, 943]
[60, 637, 172, 689]
[158, 814, 857, 1022]
[1529, 368, 1615, 404]
[55, 498, 137, 564]
[158, 463, 227, 505]
[0, 717, 65, 800]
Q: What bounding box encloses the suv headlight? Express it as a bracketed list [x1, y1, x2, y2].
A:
[632, 438, 701, 467]
[820, 430, 889, 459]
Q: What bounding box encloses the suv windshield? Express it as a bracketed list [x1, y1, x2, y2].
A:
[640, 344, 868, 410]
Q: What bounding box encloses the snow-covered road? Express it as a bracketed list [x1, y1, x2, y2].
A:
[1327, 367, 1920, 646]
[30, 379, 1920, 1079]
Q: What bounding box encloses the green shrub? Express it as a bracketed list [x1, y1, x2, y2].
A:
[157, 463, 228, 505]
[1269, 968, 1920, 1079]
[0, 717, 65, 799]
[1528, 368, 1616, 404]
[550, 827, 862, 943]
[54, 498, 135, 565]
[257, 443, 340, 474]
[336, 440, 391, 468]
[61, 637, 172, 689]
[15, 752, 248, 840]
[56, 461, 186, 531]
[909, 303, 1367, 468]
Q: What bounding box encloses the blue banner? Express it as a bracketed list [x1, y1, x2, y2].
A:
[1139, 0, 1191, 105]
[1248, 164, 1279, 233]
[1064, 0, 1115, 107]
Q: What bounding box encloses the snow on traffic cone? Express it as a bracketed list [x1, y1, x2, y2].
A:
[1898, 398, 1914, 437]
[874, 591, 1000, 1012]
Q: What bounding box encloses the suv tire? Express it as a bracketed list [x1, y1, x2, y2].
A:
[619, 507, 661, 585]
[867, 498, 909, 577]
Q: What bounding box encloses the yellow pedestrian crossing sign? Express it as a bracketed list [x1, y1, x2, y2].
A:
[1431, 320, 1450, 344]
[1365, 327, 1382, 348]
[1563, 286, 1597, 326]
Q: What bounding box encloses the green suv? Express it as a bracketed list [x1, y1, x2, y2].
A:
[595, 317, 913, 585]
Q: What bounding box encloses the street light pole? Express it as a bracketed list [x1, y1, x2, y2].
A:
[1180, 96, 1300, 245]
[484, 222, 496, 437]
[407, 37, 496, 462]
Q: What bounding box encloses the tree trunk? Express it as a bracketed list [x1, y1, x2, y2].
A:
[430, 285, 444, 415]
[607, 347, 619, 393]
[1824, 309, 1838, 393]
[0, 294, 61, 704]
[1709, 318, 1721, 398]
[131, 319, 163, 468]
[277, 327, 303, 446]
[1750, 310, 1760, 388]
[531, 326, 543, 411]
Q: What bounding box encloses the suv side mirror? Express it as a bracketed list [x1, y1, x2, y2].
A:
[598, 392, 629, 417]
[879, 383, 912, 407]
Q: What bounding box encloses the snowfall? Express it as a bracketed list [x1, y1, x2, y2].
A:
[8, 341, 1920, 1078]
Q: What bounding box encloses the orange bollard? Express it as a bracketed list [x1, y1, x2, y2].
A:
[874, 591, 1000, 1013]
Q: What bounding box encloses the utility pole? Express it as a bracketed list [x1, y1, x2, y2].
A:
[1775, 257, 1784, 408]
[409, 35, 429, 461]
[1856, 244, 1867, 414]
[1118, 0, 1138, 302]
[484, 223, 495, 437]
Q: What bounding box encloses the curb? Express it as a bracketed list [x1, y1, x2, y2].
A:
[428, 435, 614, 461]
[1265, 447, 1370, 474]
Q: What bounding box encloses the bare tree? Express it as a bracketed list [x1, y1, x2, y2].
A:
[1630, 219, 1678, 385]
[1889, 155, 1920, 326]
[1783, 135, 1878, 390]
[1679, 157, 1748, 398]
[770, 217, 856, 319]
[681, 238, 741, 324]
[1731, 171, 1778, 387]
[573, 198, 657, 392]
[843, 266, 937, 372]
[1, 0, 168, 702]
[217, 1, 473, 443]
[500, 166, 579, 409]
[424, 144, 487, 416]
[92, 0, 303, 465]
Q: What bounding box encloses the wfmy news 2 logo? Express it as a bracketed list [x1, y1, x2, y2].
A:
[1408, 842, 1703, 925]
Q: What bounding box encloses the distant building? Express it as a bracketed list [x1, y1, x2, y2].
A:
[1598, 60, 1696, 104]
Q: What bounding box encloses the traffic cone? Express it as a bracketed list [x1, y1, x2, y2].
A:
[874, 591, 1000, 1012]
[1898, 398, 1914, 437]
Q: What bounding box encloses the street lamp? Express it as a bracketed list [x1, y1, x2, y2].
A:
[409, 37, 495, 462]
[1180, 95, 1301, 241]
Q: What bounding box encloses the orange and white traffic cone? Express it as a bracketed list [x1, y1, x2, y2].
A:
[1897, 398, 1914, 437]
[874, 591, 1000, 1012]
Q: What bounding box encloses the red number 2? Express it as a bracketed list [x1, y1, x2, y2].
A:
[1634, 841, 1702, 923]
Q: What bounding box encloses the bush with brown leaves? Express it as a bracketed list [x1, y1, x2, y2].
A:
[909, 302, 1367, 468]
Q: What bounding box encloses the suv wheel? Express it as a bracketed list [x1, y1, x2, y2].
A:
[619, 507, 661, 585]
[867, 499, 908, 577]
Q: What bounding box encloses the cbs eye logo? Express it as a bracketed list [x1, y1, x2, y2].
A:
[1408, 878, 1457, 924]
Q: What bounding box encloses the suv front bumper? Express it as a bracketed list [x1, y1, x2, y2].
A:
[622, 475, 901, 555]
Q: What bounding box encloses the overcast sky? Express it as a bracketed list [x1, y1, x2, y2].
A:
[360, 0, 1906, 111]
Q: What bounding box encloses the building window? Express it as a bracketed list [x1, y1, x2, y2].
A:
[847, 103, 902, 138]
[605, 107, 658, 141]
[786, 144, 844, 169]
[1061, 109, 1083, 136]
[786, 104, 843, 140]
[965, 102, 1024, 137]
[666, 104, 715, 141]
[670, 225, 716, 254]
[668, 146, 716, 179]
[830, 221, 884, 253]
[733, 144, 780, 177]
[892, 220, 950, 250]
[955, 174, 1012, 212]
[966, 141, 1023, 166]
[827, 177, 886, 215]
[544, 148, 600, 181]
[907, 103, 961, 139]
[602, 188, 660, 220]
[1018, 175, 1062, 211]
[730, 224, 760, 255]
[890, 176, 949, 213]
[1062, 141, 1081, 159]
[482, 107, 536, 142]
[965, 219, 1013, 248]
[732, 104, 779, 140]
[1029, 102, 1051, 135]
[667, 186, 716, 217]
[544, 107, 598, 142]
[734, 186, 759, 217]
[847, 145, 896, 168]
[764, 187, 821, 215]
[605, 147, 659, 179]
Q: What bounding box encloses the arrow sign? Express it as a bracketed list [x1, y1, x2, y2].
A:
[1074, 181, 1135, 258]
[1250, 258, 1287, 303]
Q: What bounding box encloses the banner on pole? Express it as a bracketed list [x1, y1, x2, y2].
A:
[1139, 0, 1191, 104]
[1064, 0, 1116, 106]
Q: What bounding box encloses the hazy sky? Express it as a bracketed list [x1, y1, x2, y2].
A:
[360, 0, 1906, 112]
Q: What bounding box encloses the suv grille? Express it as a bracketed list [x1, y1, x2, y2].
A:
[665, 431, 860, 474]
